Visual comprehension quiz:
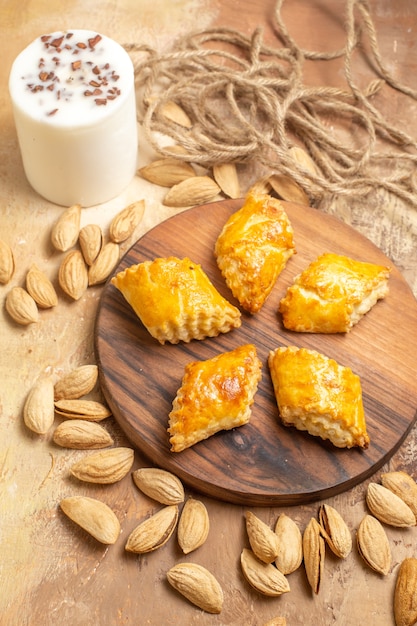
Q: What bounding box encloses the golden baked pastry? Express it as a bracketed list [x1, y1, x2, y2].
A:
[268, 345, 369, 449]
[214, 192, 296, 313]
[111, 256, 241, 344]
[279, 252, 390, 333]
[168, 344, 262, 452]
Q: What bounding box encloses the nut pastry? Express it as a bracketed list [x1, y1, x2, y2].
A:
[279, 252, 390, 333]
[168, 344, 262, 452]
[111, 256, 241, 344]
[214, 192, 296, 313]
[268, 345, 369, 449]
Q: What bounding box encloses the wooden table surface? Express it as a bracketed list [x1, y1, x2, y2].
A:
[1, 1, 417, 625]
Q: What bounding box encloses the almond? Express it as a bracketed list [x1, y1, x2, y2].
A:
[394, 557, 417, 626]
[54, 364, 98, 400]
[289, 145, 318, 175]
[159, 100, 192, 127]
[167, 563, 223, 614]
[139, 159, 196, 187]
[26, 264, 58, 308]
[70, 447, 135, 483]
[54, 399, 111, 421]
[245, 511, 279, 564]
[303, 517, 325, 594]
[177, 498, 210, 554]
[132, 467, 185, 505]
[60, 495, 120, 544]
[58, 250, 88, 300]
[240, 548, 290, 597]
[268, 173, 309, 205]
[366, 482, 416, 527]
[212, 163, 240, 198]
[79, 224, 103, 266]
[163, 176, 221, 207]
[125, 505, 179, 553]
[51, 203, 81, 251]
[262, 619, 287, 626]
[5, 286, 39, 325]
[53, 419, 113, 449]
[88, 241, 120, 286]
[357, 514, 391, 575]
[23, 376, 55, 434]
[274, 513, 303, 575]
[318, 504, 352, 559]
[381, 471, 417, 520]
[0, 239, 15, 284]
[109, 200, 145, 243]
[248, 176, 273, 195]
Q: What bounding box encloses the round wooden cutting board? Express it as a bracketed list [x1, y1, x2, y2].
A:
[95, 199, 417, 506]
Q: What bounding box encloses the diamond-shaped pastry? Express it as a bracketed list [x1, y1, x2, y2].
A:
[111, 256, 241, 344]
[168, 344, 262, 452]
[268, 345, 369, 449]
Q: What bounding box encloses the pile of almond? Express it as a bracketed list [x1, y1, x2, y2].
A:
[20, 357, 417, 622]
[1, 199, 145, 325]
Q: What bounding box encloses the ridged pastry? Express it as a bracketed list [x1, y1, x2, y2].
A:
[168, 344, 262, 452]
[268, 345, 369, 449]
[111, 256, 241, 344]
[214, 192, 296, 313]
[279, 252, 390, 333]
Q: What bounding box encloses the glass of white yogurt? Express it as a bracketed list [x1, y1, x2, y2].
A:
[9, 29, 138, 207]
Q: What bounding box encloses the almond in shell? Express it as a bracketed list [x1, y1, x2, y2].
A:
[139, 159, 196, 187]
[356, 514, 391, 575]
[167, 562, 223, 614]
[58, 250, 88, 300]
[53, 419, 113, 449]
[245, 510, 279, 564]
[132, 467, 185, 505]
[0, 239, 15, 284]
[394, 557, 417, 626]
[240, 548, 290, 597]
[274, 513, 303, 575]
[303, 517, 325, 594]
[109, 200, 145, 243]
[70, 447, 135, 483]
[88, 241, 119, 286]
[163, 176, 220, 207]
[177, 498, 210, 554]
[289, 145, 318, 175]
[51, 203, 81, 252]
[54, 399, 111, 421]
[79, 224, 103, 266]
[159, 100, 192, 128]
[60, 495, 120, 544]
[366, 482, 416, 527]
[5, 286, 39, 325]
[212, 163, 240, 198]
[125, 505, 178, 553]
[381, 471, 417, 520]
[23, 376, 55, 434]
[54, 364, 98, 401]
[318, 504, 352, 559]
[26, 264, 58, 308]
[268, 173, 309, 205]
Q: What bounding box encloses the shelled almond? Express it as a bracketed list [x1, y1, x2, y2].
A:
[0, 239, 15, 284]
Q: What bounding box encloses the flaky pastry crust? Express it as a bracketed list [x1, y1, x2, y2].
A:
[168, 344, 262, 452]
[279, 252, 390, 333]
[268, 345, 369, 449]
[215, 192, 296, 313]
[111, 256, 241, 344]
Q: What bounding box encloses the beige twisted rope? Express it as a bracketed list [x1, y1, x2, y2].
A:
[125, 0, 417, 206]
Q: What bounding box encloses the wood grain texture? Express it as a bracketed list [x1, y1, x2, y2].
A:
[95, 199, 417, 506]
